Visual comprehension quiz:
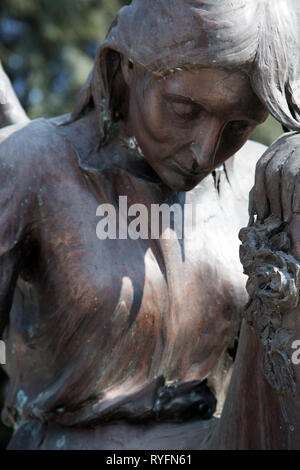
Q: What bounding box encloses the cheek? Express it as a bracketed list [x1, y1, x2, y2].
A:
[131, 91, 180, 145]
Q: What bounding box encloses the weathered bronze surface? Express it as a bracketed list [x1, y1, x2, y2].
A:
[211, 133, 300, 449]
[0, 0, 300, 449]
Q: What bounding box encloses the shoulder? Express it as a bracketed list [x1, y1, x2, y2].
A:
[0, 117, 82, 249]
[0, 117, 78, 176]
[265, 131, 300, 153]
[0, 118, 82, 210]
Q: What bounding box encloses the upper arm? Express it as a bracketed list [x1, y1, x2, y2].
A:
[0, 123, 37, 336]
[0, 118, 77, 336]
[0, 248, 22, 338]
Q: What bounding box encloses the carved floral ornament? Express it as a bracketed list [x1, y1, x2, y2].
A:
[239, 217, 300, 396]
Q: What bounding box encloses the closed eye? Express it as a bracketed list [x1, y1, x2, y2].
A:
[171, 101, 195, 117]
[163, 93, 204, 120]
[169, 100, 202, 119]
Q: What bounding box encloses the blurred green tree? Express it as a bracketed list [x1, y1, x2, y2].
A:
[0, 0, 130, 119]
[251, 115, 284, 147]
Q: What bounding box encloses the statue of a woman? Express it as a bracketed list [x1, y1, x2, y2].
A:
[0, 0, 299, 449]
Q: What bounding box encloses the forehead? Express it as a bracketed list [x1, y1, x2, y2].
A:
[150, 68, 267, 119]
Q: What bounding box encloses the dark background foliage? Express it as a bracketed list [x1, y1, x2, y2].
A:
[0, 0, 283, 449]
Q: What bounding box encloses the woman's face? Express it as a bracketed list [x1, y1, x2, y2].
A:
[124, 66, 269, 191]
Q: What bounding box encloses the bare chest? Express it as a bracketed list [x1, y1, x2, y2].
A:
[14, 168, 247, 381]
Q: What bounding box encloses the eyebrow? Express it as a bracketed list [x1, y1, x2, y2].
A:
[164, 92, 196, 103]
[163, 93, 208, 111]
[163, 92, 267, 123]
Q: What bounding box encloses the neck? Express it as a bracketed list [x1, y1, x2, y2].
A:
[99, 121, 162, 183]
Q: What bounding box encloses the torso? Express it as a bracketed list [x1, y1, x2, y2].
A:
[0, 114, 265, 448]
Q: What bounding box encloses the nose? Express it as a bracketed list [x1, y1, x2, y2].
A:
[190, 120, 223, 171]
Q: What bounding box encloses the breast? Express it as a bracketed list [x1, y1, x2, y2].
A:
[4, 164, 248, 424]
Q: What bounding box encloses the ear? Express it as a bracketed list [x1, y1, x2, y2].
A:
[120, 55, 135, 88]
[99, 51, 131, 122]
[89, 49, 132, 131]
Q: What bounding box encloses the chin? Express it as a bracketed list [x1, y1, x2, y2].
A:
[161, 173, 204, 192]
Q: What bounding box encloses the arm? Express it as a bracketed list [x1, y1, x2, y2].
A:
[208, 132, 300, 449]
[0, 249, 21, 339]
[0, 129, 31, 338]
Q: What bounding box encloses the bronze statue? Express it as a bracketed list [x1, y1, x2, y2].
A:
[0, 0, 300, 449]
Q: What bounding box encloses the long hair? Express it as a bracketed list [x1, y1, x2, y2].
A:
[252, 0, 300, 129]
[69, 0, 300, 140]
